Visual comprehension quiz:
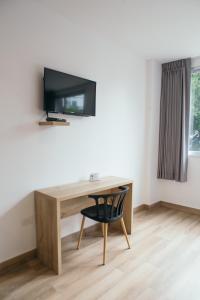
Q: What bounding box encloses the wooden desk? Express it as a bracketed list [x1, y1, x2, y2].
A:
[35, 176, 133, 274]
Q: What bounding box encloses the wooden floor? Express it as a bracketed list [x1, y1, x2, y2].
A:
[1, 206, 200, 300]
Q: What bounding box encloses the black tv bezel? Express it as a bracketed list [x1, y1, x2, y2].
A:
[43, 67, 96, 117]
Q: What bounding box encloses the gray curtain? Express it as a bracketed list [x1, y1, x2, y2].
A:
[157, 58, 191, 182]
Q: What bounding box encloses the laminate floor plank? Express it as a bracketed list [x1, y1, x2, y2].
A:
[1, 207, 200, 300]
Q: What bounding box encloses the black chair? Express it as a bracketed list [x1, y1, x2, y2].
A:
[77, 186, 131, 265]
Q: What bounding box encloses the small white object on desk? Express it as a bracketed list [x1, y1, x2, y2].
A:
[89, 173, 100, 182]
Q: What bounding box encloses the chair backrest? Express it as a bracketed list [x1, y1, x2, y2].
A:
[88, 186, 129, 221]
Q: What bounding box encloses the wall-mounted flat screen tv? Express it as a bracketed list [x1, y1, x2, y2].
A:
[44, 68, 96, 116]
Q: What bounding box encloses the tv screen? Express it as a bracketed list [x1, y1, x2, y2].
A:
[44, 68, 96, 116]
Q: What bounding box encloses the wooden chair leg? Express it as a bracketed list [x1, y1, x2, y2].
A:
[77, 216, 85, 250]
[103, 223, 108, 265]
[120, 217, 131, 249]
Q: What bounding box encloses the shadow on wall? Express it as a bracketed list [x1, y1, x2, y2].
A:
[37, 67, 44, 112]
[0, 192, 36, 262]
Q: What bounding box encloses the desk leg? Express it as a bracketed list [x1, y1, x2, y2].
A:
[35, 193, 62, 275]
[123, 183, 133, 234]
[111, 183, 133, 234]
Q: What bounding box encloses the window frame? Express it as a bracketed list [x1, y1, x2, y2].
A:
[188, 150, 200, 157]
[189, 66, 200, 156]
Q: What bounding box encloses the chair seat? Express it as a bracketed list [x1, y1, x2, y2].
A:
[81, 204, 121, 223]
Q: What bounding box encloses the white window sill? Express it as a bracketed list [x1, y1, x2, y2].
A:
[189, 151, 200, 157]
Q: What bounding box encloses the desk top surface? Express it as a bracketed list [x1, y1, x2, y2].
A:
[36, 176, 133, 201]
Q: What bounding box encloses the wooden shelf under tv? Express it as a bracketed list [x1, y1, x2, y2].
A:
[39, 121, 70, 126]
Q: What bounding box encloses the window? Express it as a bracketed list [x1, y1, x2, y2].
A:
[189, 69, 200, 152]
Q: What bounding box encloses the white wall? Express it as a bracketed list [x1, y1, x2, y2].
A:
[146, 58, 200, 209]
[0, 0, 147, 262]
[144, 60, 162, 205]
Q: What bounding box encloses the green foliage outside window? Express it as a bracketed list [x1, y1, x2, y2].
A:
[189, 71, 200, 151]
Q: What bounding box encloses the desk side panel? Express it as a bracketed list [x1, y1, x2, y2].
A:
[35, 192, 61, 275]
[111, 183, 133, 234]
[123, 183, 133, 234]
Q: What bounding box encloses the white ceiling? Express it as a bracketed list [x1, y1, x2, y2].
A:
[39, 0, 200, 61]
